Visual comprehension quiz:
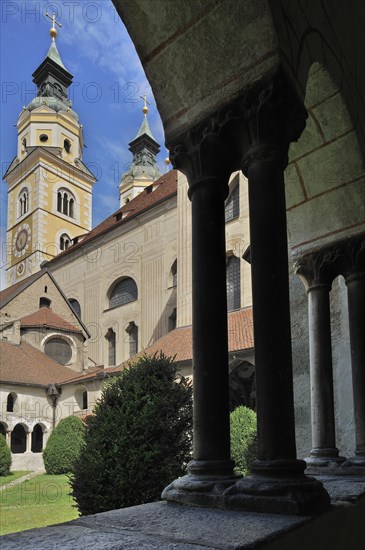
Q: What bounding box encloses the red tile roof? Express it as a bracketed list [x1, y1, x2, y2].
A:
[0, 341, 83, 386]
[20, 307, 82, 333]
[49, 170, 178, 262]
[106, 307, 254, 376]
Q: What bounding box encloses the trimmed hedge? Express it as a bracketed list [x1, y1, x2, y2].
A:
[0, 434, 12, 476]
[71, 353, 193, 515]
[43, 416, 85, 474]
[230, 406, 257, 476]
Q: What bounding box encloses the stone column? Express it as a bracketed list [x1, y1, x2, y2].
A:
[26, 430, 32, 452]
[295, 251, 345, 469]
[342, 238, 365, 468]
[224, 76, 330, 514]
[162, 120, 241, 506]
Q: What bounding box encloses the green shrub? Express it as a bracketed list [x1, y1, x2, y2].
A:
[230, 406, 257, 476]
[43, 416, 85, 474]
[71, 353, 193, 515]
[0, 434, 12, 476]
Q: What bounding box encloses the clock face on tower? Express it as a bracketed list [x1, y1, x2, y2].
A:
[13, 223, 31, 257]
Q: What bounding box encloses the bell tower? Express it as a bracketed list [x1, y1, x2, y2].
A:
[4, 14, 96, 287]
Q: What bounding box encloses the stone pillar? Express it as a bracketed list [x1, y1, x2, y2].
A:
[224, 76, 330, 514]
[6, 430, 11, 447]
[295, 251, 345, 469]
[162, 122, 241, 506]
[26, 430, 32, 452]
[342, 238, 365, 468]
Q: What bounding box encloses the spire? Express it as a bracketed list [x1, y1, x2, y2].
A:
[132, 95, 157, 142]
[119, 99, 162, 205]
[25, 13, 77, 119]
[44, 12, 67, 70]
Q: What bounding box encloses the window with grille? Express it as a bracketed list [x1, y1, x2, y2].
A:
[109, 278, 138, 309]
[226, 255, 240, 311]
[44, 337, 72, 365]
[126, 322, 138, 357]
[106, 328, 116, 366]
[68, 298, 81, 319]
[225, 185, 239, 222]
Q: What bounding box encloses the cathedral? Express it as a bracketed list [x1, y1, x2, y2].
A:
[0, 15, 253, 470]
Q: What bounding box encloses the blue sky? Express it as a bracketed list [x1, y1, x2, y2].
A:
[0, 0, 166, 288]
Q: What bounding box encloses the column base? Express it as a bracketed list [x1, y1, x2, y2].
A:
[223, 459, 330, 515]
[305, 448, 346, 473]
[162, 459, 241, 508]
[341, 453, 365, 471]
[163, 459, 331, 515]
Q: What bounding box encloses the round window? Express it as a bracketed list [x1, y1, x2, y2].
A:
[39, 134, 49, 143]
[44, 337, 72, 365]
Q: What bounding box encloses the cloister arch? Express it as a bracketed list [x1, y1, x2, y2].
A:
[110, 0, 364, 514]
[11, 424, 28, 454]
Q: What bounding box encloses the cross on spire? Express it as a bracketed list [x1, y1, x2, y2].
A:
[46, 12, 62, 41]
[140, 94, 150, 115]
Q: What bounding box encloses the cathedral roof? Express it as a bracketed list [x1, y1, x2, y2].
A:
[0, 341, 82, 386]
[48, 169, 178, 263]
[20, 307, 82, 334]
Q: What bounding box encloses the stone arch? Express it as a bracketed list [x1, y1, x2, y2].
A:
[31, 423, 44, 453]
[286, 62, 365, 257]
[11, 423, 28, 454]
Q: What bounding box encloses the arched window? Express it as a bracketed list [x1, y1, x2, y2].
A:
[68, 299, 81, 318]
[169, 308, 177, 332]
[57, 189, 75, 218]
[60, 233, 71, 251]
[64, 139, 71, 153]
[82, 391, 88, 410]
[44, 337, 72, 365]
[31, 424, 43, 453]
[22, 137, 27, 151]
[40, 297, 51, 308]
[226, 255, 240, 311]
[225, 184, 239, 222]
[18, 188, 29, 217]
[109, 278, 138, 309]
[11, 424, 27, 454]
[7, 393, 16, 413]
[171, 260, 177, 287]
[126, 322, 138, 357]
[106, 328, 116, 366]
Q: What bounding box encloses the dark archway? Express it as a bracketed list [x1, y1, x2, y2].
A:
[11, 424, 27, 454]
[0, 423, 6, 437]
[31, 424, 43, 453]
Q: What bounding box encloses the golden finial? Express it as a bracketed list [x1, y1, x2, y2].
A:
[140, 94, 150, 115]
[164, 152, 171, 173]
[46, 12, 62, 41]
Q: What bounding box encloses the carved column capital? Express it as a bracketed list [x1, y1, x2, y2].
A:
[168, 105, 242, 200]
[241, 74, 307, 175]
[294, 248, 342, 291]
[337, 236, 365, 283]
